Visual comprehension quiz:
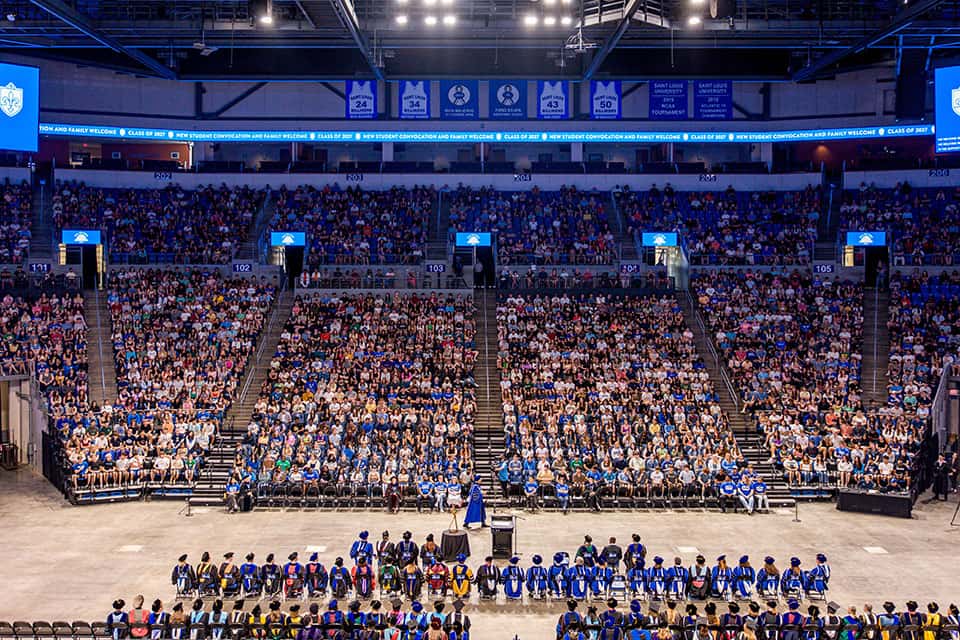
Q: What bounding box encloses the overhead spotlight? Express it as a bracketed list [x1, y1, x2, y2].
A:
[543, 15, 556, 25]
[423, 0, 437, 6]
[560, 0, 572, 5]
[443, 13, 456, 24]
[5, 12, 15, 21]
[396, 14, 408, 23]
[544, 0, 557, 5]
[524, 13, 538, 25]
[690, 0, 705, 4]
[687, 14, 701, 25]
[441, 0, 454, 5]
[424, 14, 438, 24]
[560, 15, 572, 24]
[250, 0, 273, 24]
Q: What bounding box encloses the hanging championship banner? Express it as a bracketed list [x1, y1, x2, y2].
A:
[694, 81, 733, 120]
[345, 80, 377, 119]
[440, 80, 479, 120]
[537, 80, 569, 120]
[590, 80, 621, 120]
[399, 80, 431, 119]
[489, 80, 527, 119]
[649, 81, 688, 120]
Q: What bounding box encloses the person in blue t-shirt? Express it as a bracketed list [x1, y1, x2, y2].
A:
[737, 479, 755, 514]
[718, 478, 737, 513]
[556, 477, 571, 514]
[417, 477, 434, 513]
[752, 478, 769, 512]
[524, 475, 540, 511]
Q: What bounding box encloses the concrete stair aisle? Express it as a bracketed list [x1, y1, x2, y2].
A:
[677, 292, 795, 508]
[426, 190, 450, 261]
[473, 290, 506, 502]
[235, 188, 276, 261]
[83, 290, 118, 407]
[189, 289, 295, 507]
[607, 191, 638, 261]
[29, 167, 55, 260]
[861, 288, 890, 411]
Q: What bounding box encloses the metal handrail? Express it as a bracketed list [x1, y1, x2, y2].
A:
[236, 278, 286, 410]
[685, 287, 740, 411]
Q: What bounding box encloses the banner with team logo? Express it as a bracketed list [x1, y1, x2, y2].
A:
[345, 80, 378, 119]
[0, 62, 39, 151]
[488, 80, 527, 119]
[399, 80, 431, 119]
[537, 81, 569, 120]
[439, 80, 479, 120]
[590, 80, 621, 120]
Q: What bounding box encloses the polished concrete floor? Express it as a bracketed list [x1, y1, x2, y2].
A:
[2, 468, 959, 638]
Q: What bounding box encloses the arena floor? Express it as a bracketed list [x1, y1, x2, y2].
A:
[2, 468, 959, 638]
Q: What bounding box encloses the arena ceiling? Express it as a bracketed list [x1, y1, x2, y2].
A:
[2, 0, 960, 80]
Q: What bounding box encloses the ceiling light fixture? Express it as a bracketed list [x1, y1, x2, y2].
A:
[690, 0, 706, 5]
[560, 15, 572, 24]
[543, 15, 556, 25]
[443, 14, 456, 24]
[396, 14, 408, 23]
[687, 14, 701, 25]
[424, 14, 438, 24]
[524, 13, 538, 25]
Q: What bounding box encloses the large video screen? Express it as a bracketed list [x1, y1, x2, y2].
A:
[935, 65, 960, 153]
[0, 62, 39, 152]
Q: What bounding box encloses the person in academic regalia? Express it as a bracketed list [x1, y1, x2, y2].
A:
[876, 603, 899, 640]
[148, 600, 170, 640]
[755, 557, 780, 600]
[241, 554, 263, 596]
[172, 555, 197, 596]
[306, 553, 329, 598]
[732, 556, 755, 600]
[550, 553, 570, 598]
[352, 557, 376, 598]
[444, 600, 471, 640]
[623, 601, 648, 640]
[839, 607, 861, 640]
[778, 600, 804, 640]
[526, 554, 549, 599]
[592, 558, 613, 598]
[284, 553, 305, 599]
[397, 532, 420, 568]
[378, 557, 402, 597]
[421, 535, 440, 570]
[577, 536, 600, 568]
[220, 553, 241, 597]
[402, 560, 425, 599]
[344, 601, 366, 640]
[720, 602, 744, 640]
[462, 478, 487, 528]
[377, 532, 396, 569]
[923, 603, 942, 640]
[108, 599, 129, 640]
[626, 562, 645, 598]
[558, 600, 585, 640]
[668, 557, 689, 601]
[943, 604, 959, 640]
[501, 556, 525, 600]
[261, 554, 282, 597]
[425, 557, 450, 597]
[934, 455, 951, 501]
[476, 556, 500, 599]
[367, 600, 387, 635]
[712, 556, 733, 601]
[197, 552, 221, 596]
[450, 554, 473, 599]
[801, 605, 823, 640]
[687, 556, 711, 601]
[321, 601, 345, 640]
[780, 559, 806, 600]
[806, 555, 830, 598]
[600, 616, 624, 640]
[644, 557, 667, 600]
[351, 532, 374, 566]
[330, 558, 353, 599]
[625, 535, 646, 572]
[566, 557, 591, 600]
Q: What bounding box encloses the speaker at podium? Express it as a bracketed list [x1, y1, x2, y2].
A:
[490, 514, 515, 559]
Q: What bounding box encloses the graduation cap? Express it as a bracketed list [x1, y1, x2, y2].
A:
[224, 552, 234, 560]
[309, 553, 318, 561]
[411, 602, 423, 613]
[289, 552, 299, 561]
[648, 602, 660, 614]
[370, 601, 382, 610]
[178, 554, 189, 562]
[233, 600, 245, 611]
[452, 600, 466, 613]
[246, 553, 256, 561]
[434, 601, 445, 612]
[289, 605, 301, 613]
[390, 599, 403, 610]
[827, 602, 841, 613]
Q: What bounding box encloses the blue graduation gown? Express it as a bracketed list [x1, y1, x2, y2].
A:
[627, 567, 645, 595]
[526, 565, 549, 595]
[501, 565, 524, 599]
[549, 564, 568, 595]
[711, 566, 733, 597]
[806, 564, 830, 593]
[463, 484, 486, 527]
[645, 566, 667, 596]
[732, 566, 755, 598]
[566, 566, 590, 599]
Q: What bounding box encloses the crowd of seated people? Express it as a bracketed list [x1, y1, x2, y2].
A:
[884, 271, 960, 474]
[56, 269, 276, 496]
[497, 268, 672, 291]
[0, 179, 32, 264]
[614, 185, 818, 266]
[166, 534, 831, 606]
[691, 270, 919, 492]
[841, 182, 960, 266]
[495, 293, 757, 510]
[448, 186, 616, 265]
[52, 181, 262, 264]
[229, 293, 476, 505]
[271, 185, 434, 267]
